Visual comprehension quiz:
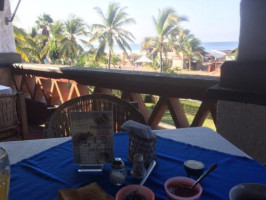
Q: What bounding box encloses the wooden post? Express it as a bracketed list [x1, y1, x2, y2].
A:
[167, 98, 189, 128]
[191, 100, 217, 127]
[127, 93, 150, 122]
[17, 92, 29, 140]
[148, 97, 168, 129]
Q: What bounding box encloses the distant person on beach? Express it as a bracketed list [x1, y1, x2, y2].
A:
[119, 66, 121, 69]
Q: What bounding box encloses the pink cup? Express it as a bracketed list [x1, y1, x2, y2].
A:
[116, 185, 155, 200]
[164, 177, 203, 200]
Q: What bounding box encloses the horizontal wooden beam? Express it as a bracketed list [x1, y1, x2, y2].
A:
[11, 64, 219, 100]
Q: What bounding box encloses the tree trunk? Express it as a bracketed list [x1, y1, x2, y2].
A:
[159, 47, 163, 73]
[188, 59, 191, 70]
[108, 48, 111, 69]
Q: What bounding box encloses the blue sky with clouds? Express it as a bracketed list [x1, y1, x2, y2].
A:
[11, 0, 241, 43]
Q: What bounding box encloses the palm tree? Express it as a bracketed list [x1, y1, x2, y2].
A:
[91, 2, 136, 69]
[14, 26, 48, 63]
[21, 29, 49, 63]
[45, 20, 65, 63]
[35, 13, 53, 36]
[59, 15, 89, 62]
[174, 29, 204, 70]
[142, 8, 186, 72]
[13, 26, 30, 62]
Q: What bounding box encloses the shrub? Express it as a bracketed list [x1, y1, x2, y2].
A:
[144, 94, 158, 103]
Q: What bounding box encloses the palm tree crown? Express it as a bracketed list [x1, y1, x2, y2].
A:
[142, 8, 187, 72]
[174, 29, 204, 70]
[36, 13, 53, 36]
[91, 2, 136, 69]
[14, 26, 31, 62]
[59, 16, 89, 61]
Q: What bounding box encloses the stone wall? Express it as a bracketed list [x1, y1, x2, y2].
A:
[217, 101, 266, 163]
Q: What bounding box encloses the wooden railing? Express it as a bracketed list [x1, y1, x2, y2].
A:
[11, 64, 219, 129]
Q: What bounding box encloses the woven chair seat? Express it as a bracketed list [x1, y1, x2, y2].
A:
[45, 94, 146, 138]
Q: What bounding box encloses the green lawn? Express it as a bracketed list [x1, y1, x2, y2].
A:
[146, 101, 216, 130]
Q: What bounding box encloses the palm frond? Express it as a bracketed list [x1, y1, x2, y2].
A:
[107, 2, 120, 26]
[95, 40, 106, 61]
[115, 37, 129, 57]
[91, 24, 106, 31]
[114, 17, 136, 28]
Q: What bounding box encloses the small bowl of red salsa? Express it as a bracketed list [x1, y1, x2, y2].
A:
[116, 185, 155, 200]
[164, 177, 202, 200]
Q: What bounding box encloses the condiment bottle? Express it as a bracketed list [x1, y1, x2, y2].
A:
[110, 158, 127, 186]
[130, 153, 146, 179]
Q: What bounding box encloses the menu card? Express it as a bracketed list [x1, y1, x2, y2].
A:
[70, 111, 114, 165]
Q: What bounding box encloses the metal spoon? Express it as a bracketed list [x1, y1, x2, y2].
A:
[190, 163, 218, 190]
[135, 160, 157, 192]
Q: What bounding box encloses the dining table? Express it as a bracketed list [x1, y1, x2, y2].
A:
[0, 85, 12, 95]
[1, 127, 266, 200]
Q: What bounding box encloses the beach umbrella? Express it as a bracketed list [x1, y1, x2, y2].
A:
[135, 55, 153, 64]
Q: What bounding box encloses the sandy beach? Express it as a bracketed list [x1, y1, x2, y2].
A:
[110, 64, 220, 77]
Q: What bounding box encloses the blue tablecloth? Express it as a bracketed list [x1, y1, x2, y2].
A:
[10, 133, 266, 200]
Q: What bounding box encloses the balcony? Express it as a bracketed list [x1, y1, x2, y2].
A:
[7, 63, 219, 139]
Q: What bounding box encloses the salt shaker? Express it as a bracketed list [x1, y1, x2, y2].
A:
[110, 158, 127, 186]
[130, 153, 146, 179]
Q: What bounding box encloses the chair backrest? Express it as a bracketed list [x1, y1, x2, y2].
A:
[0, 92, 28, 141]
[0, 94, 19, 140]
[45, 94, 146, 138]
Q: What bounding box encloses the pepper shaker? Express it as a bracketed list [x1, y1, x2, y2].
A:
[130, 153, 146, 179]
[110, 158, 127, 186]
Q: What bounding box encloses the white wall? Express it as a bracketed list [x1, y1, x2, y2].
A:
[0, 0, 16, 87]
[0, 0, 16, 53]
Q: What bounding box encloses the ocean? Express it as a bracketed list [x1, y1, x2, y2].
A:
[113, 41, 238, 53]
[201, 41, 238, 51]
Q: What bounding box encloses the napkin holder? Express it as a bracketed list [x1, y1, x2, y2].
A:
[128, 132, 157, 168]
[122, 120, 157, 168]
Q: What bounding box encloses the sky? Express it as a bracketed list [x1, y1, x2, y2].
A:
[11, 0, 241, 43]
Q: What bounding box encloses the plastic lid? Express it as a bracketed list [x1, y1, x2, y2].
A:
[112, 158, 125, 169]
[184, 160, 204, 170]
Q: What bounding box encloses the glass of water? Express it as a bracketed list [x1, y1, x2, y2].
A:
[0, 147, 10, 200]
